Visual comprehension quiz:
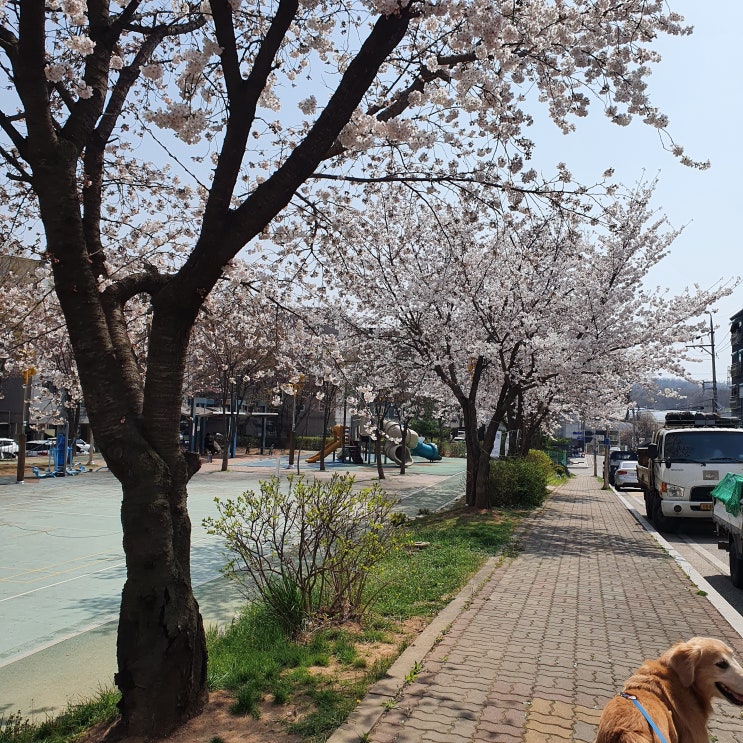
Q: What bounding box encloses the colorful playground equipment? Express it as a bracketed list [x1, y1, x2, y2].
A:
[306, 424, 345, 463]
[381, 420, 442, 464]
[306, 419, 442, 466]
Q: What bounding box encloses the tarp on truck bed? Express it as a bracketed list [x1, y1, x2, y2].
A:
[711, 473, 743, 517]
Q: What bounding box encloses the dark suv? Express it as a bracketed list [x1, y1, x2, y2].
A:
[608, 450, 638, 485]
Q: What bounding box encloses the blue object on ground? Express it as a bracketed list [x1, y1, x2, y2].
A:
[410, 440, 442, 461]
[31, 466, 57, 479]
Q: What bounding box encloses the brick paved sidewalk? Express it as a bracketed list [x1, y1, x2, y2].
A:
[344, 472, 743, 743]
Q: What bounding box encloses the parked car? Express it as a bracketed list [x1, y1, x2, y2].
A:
[26, 440, 55, 456]
[608, 449, 638, 484]
[614, 461, 640, 491]
[0, 438, 19, 459]
[75, 439, 91, 453]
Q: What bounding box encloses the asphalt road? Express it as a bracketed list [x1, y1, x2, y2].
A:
[619, 486, 743, 616]
[573, 455, 743, 621]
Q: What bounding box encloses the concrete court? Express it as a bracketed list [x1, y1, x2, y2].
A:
[0, 453, 466, 719]
[332, 466, 743, 743]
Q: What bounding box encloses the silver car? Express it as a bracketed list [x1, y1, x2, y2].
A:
[614, 461, 639, 491]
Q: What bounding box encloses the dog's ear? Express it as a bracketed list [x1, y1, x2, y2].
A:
[664, 641, 701, 687]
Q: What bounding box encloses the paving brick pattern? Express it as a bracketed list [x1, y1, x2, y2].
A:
[368, 472, 743, 742]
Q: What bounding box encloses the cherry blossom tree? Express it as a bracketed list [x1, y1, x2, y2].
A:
[316, 182, 732, 507]
[0, 256, 43, 378]
[188, 268, 281, 468]
[0, 0, 709, 735]
[343, 338, 446, 475]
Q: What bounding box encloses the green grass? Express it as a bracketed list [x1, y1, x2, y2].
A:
[0, 689, 119, 743]
[208, 504, 520, 738]
[369, 506, 518, 618]
[2, 504, 521, 743]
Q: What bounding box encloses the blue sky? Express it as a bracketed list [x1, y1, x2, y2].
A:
[527, 0, 742, 385]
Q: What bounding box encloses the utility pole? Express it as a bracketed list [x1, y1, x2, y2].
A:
[687, 312, 718, 413]
[709, 312, 718, 413]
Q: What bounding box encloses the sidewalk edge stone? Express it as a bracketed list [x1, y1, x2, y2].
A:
[327, 506, 541, 743]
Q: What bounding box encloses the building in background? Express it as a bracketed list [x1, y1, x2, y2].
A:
[729, 308, 743, 423]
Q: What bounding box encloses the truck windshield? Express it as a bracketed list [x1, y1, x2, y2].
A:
[663, 431, 743, 463]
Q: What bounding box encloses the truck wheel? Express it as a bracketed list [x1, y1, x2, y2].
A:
[730, 540, 743, 589]
[643, 493, 652, 520]
[651, 495, 677, 533]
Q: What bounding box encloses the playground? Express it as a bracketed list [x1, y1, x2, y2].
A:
[0, 421, 455, 485]
[305, 421, 443, 466]
[1, 434, 97, 482]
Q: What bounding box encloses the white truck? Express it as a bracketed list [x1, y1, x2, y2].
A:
[712, 474, 743, 588]
[636, 412, 743, 533]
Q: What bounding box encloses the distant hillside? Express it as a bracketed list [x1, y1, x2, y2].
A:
[631, 378, 730, 413]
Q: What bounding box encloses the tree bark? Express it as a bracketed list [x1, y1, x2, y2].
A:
[116, 467, 207, 736]
[33, 160, 209, 737]
[375, 432, 385, 480]
[474, 448, 491, 509]
[7, 4, 413, 737]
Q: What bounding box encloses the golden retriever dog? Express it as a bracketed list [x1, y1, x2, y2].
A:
[594, 637, 743, 743]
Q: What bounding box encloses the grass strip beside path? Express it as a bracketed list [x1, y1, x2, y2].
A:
[0, 504, 526, 743]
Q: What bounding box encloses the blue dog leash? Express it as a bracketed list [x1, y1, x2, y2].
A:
[619, 692, 670, 743]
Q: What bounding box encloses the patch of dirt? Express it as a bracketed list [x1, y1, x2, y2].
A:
[162, 690, 305, 743]
[83, 617, 429, 743]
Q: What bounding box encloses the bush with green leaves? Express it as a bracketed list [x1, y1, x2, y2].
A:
[441, 441, 466, 458]
[296, 435, 324, 452]
[526, 449, 557, 479]
[486, 457, 548, 509]
[204, 474, 400, 634]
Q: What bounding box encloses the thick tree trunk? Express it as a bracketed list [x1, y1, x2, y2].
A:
[473, 448, 491, 509]
[29, 161, 209, 738]
[462, 412, 481, 507]
[116, 466, 207, 736]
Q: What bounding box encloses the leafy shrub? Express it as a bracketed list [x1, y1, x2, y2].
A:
[486, 457, 547, 509]
[553, 463, 569, 478]
[204, 474, 401, 632]
[237, 435, 260, 451]
[526, 449, 556, 480]
[440, 441, 466, 458]
[296, 435, 324, 452]
[408, 417, 443, 440]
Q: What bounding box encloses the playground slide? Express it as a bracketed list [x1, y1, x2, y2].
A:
[383, 421, 421, 466]
[384, 440, 413, 466]
[411, 440, 442, 461]
[306, 424, 345, 463]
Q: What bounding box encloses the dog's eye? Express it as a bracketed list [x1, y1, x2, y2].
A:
[716, 660, 730, 669]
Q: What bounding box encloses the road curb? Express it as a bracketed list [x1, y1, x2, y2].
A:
[615, 491, 743, 640]
[327, 504, 544, 743]
[326, 555, 502, 743]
